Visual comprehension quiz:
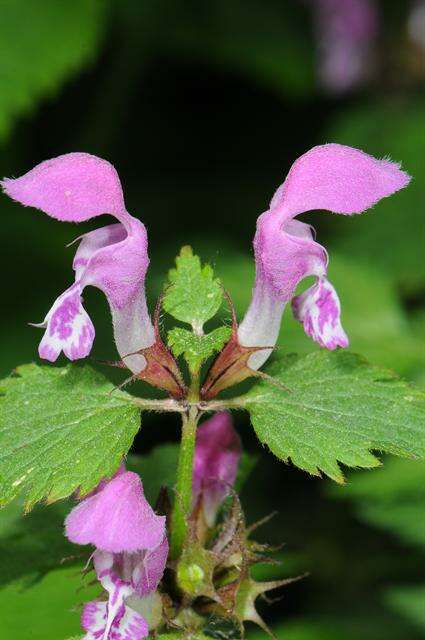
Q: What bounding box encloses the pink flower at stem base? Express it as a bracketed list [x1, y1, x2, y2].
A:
[65, 470, 168, 640]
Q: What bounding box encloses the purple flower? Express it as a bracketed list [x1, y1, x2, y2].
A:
[311, 0, 378, 93]
[65, 471, 168, 639]
[66, 471, 165, 552]
[238, 144, 410, 370]
[193, 412, 241, 527]
[408, 1, 425, 49]
[1, 153, 154, 374]
[292, 278, 347, 350]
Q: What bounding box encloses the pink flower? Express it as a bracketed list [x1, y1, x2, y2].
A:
[238, 144, 410, 369]
[65, 471, 168, 639]
[311, 0, 378, 93]
[66, 471, 165, 552]
[1, 153, 154, 374]
[193, 412, 241, 527]
[408, 1, 425, 49]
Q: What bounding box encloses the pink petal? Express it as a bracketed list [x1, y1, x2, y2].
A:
[79, 218, 149, 310]
[83, 552, 149, 639]
[65, 472, 166, 553]
[292, 277, 349, 350]
[81, 600, 107, 634]
[270, 144, 411, 218]
[1, 153, 126, 221]
[38, 221, 153, 370]
[253, 215, 327, 300]
[131, 536, 169, 598]
[75, 222, 154, 372]
[112, 604, 149, 639]
[313, 0, 378, 93]
[193, 412, 241, 527]
[238, 216, 328, 369]
[37, 283, 95, 362]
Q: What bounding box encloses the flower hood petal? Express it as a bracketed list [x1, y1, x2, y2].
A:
[270, 143, 410, 219]
[1, 152, 126, 221]
[65, 471, 166, 553]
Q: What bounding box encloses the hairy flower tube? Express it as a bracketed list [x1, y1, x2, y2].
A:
[1, 153, 185, 396]
[237, 143, 410, 370]
[193, 412, 242, 527]
[65, 470, 168, 640]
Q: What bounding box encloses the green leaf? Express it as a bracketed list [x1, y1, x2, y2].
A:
[0, 363, 141, 508]
[329, 458, 425, 547]
[0, 566, 97, 640]
[384, 586, 425, 632]
[0, 497, 74, 588]
[243, 351, 425, 482]
[168, 326, 231, 371]
[0, 0, 108, 139]
[163, 246, 223, 330]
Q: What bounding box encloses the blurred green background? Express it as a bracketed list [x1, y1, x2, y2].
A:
[0, 1, 424, 639]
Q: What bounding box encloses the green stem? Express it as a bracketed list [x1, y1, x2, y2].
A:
[171, 406, 199, 559]
[131, 397, 186, 412]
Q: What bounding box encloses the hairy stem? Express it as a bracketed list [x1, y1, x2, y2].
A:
[171, 406, 200, 559]
[199, 397, 248, 412]
[130, 398, 186, 412]
[130, 396, 248, 413]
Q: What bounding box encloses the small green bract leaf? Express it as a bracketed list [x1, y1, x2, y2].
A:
[163, 246, 223, 330]
[0, 363, 141, 509]
[244, 351, 425, 482]
[168, 326, 231, 371]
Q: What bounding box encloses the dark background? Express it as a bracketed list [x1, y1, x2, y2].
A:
[0, 1, 424, 639]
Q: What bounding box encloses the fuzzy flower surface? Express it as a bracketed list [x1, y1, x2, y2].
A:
[238, 143, 410, 370]
[193, 412, 242, 527]
[65, 470, 168, 640]
[1, 153, 154, 373]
